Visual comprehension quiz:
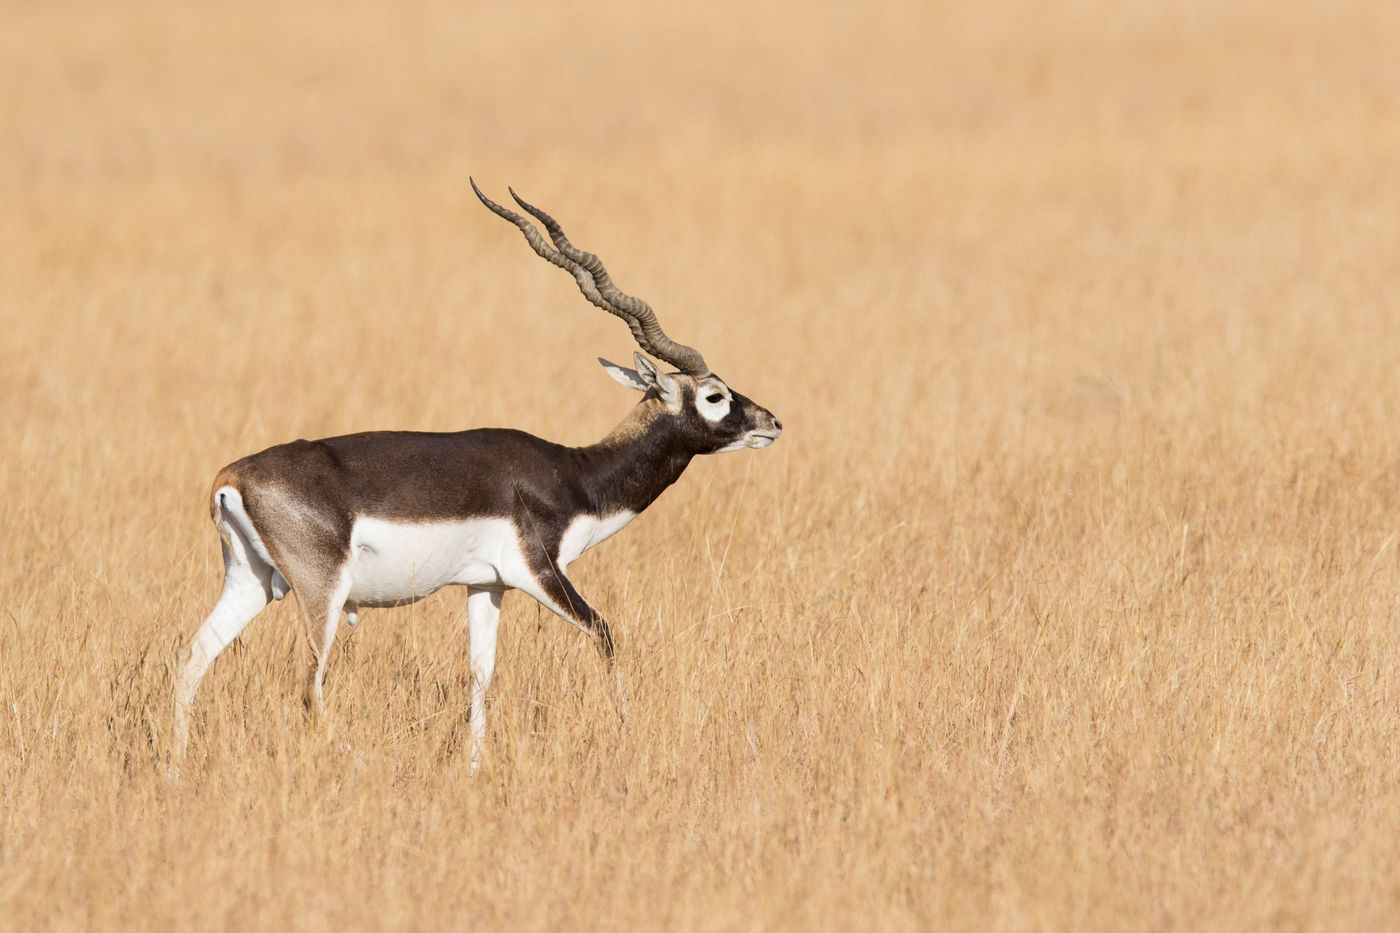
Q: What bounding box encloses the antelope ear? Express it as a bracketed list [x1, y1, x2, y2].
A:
[631, 352, 680, 401]
[598, 358, 649, 392]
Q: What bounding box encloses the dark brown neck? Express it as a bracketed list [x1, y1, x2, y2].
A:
[574, 400, 695, 516]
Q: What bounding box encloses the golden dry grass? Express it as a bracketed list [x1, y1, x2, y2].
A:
[4, 0, 1400, 928]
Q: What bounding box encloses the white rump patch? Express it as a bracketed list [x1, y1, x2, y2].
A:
[347, 516, 529, 606]
[556, 511, 637, 571]
[214, 486, 277, 568]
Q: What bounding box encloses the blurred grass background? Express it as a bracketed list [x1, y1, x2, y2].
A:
[3, 0, 1400, 928]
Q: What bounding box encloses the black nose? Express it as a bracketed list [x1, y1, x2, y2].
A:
[773, 417, 782, 430]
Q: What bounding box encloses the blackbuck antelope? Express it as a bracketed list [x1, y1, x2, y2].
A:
[172, 181, 782, 769]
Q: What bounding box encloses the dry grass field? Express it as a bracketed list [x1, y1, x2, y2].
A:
[3, 0, 1400, 928]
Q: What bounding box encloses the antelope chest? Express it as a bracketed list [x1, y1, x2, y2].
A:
[555, 511, 637, 571]
[346, 516, 524, 604]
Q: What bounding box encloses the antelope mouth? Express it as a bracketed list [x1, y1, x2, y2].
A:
[747, 432, 780, 448]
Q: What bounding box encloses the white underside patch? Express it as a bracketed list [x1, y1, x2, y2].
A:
[220, 506, 637, 610]
[556, 511, 637, 571]
[347, 516, 530, 606]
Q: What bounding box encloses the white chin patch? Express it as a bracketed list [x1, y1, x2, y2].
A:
[715, 432, 777, 454]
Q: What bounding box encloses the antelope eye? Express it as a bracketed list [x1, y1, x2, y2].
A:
[705, 393, 724, 404]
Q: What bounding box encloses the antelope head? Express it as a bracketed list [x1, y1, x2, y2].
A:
[471, 180, 783, 456]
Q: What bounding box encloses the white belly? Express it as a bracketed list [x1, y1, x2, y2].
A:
[346, 516, 524, 605]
